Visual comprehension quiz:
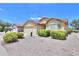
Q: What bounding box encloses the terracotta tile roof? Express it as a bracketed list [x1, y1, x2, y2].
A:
[23, 20, 37, 26]
[39, 17, 49, 22]
[23, 17, 68, 27]
[46, 18, 63, 23]
[16, 24, 23, 27]
[38, 17, 49, 24]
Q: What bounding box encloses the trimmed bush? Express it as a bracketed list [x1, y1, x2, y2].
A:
[3, 32, 18, 43]
[50, 30, 67, 40]
[38, 29, 50, 37]
[17, 32, 24, 38]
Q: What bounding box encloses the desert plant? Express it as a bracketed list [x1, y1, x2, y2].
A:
[50, 30, 67, 40]
[38, 29, 50, 37]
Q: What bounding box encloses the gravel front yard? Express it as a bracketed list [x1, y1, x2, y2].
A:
[1, 33, 79, 56]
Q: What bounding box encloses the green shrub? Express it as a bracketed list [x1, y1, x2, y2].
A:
[67, 28, 79, 34]
[38, 29, 50, 37]
[50, 30, 67, 40]
[0, 26, 3, 32]
[17, 32, 24, 38]
[3, 32, 18, 43]
[67, 28, 75, 34]
[73, 30, 79, 33]
[67, 29, 73, 34]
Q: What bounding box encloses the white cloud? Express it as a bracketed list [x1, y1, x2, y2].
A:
[0, 8, 3, 11]
[30, 17, 41, 20]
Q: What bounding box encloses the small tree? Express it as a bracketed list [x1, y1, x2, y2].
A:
[0, 26, 3, 32]
[0, 20, 12, 32]
[71, 19, 79, 29]
[4, 27, 9, 33]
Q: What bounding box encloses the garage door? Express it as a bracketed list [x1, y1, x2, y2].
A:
[24, 27, 37, 36]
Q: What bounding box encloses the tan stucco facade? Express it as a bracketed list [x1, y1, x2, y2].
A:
[23, 17, 68, 36]
[46, 18, 68, 30]
[23, 20, 37, 36]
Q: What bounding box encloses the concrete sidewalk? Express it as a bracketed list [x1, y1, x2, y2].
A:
[0, 45, 8, 56]
[0, 40, 8, 56]
[0, 32, 8, 56]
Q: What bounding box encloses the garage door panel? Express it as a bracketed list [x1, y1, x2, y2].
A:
[24, 28, 37, 36]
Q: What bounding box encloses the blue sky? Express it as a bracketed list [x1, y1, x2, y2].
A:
[0, 3, 79, 27]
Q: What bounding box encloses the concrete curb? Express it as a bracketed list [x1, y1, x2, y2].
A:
[0, 45, 8, 56]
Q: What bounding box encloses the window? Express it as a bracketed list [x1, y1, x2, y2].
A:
[47, 24, 61, 30]
[51, 24, 58, 30]
[58, 24, 61, 29]
[47, 21, 62, 30]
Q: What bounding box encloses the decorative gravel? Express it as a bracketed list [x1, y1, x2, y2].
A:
[1, 33, 79, 56]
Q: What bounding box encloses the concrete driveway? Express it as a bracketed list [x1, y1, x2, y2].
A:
[1, 33, 79, 56]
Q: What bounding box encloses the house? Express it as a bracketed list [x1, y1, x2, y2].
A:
[39, 17, 68, 30]
[16, 24, 23, 32]
[23, 17, 68, 36]
[5, 24, 18, 33]
[7, 24, 23, 32]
